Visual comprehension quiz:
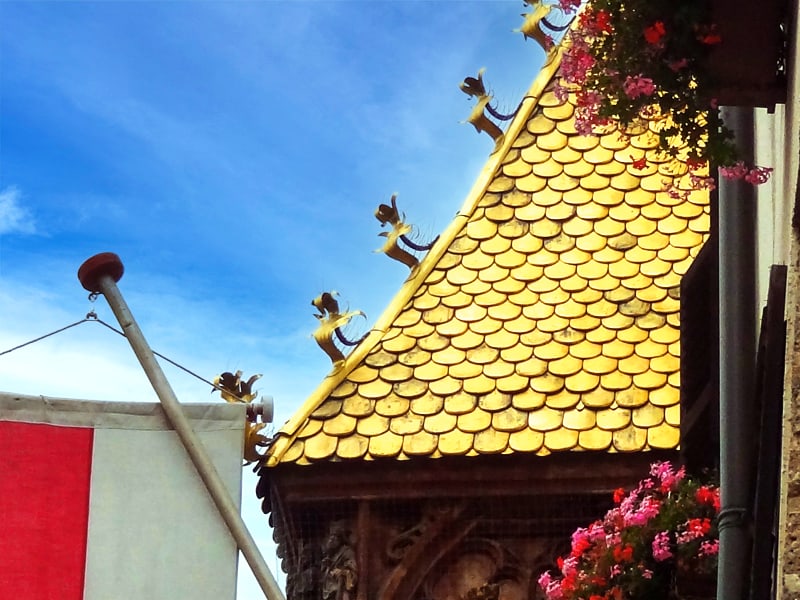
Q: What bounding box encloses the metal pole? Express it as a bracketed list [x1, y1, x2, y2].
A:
[78, 253, 285, 600]
[717, 107, 757, 600]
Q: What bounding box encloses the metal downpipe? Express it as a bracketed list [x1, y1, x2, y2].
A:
[716, 106, 757, 600]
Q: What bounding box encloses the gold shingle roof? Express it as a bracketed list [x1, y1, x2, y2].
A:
[266, 50, 710, 467]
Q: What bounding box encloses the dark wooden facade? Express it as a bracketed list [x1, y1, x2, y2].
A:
[258, 452, 674, 600]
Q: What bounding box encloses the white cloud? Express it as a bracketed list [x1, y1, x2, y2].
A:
[0, 187, 35, 235]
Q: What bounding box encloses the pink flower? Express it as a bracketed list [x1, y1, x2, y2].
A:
[553, 82, 571, 103]
[699, 540, 720, 556]
[720, 162, 774, 185]
[652, 531, 673, 562]
[689, 173, 716, 192]
[561, 555, 579, 578]
[558, 0, 582, 13]
[583, 521, 606, 544]
[649, 461, 685, 492]
[538, 571, 564, 600]
[605, 531, 622, 548]
[573, 88, 605, 136]
[720, 161, 749, 179]
[623, 495, 661, 527]
[623, 75, 656, 98]
[745, 166, 774, 184]
[560, 44, 595, 87]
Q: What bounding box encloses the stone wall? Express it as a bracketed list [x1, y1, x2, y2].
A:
[779, 230, 800, 599]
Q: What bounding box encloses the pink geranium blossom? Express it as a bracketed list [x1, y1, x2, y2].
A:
[699, 540, 720, 556]
[622, 75, 656, 99]
[720, 162, 774, 185]
[652, 532, 673, 562]
[558, 0, 582, 13]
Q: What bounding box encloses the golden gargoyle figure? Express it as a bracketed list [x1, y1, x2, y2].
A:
[243, 421, 269, 466]
[517, 1, 554, 49]
[517, 1, 577, 52]
[312, 291, 366, 366]
[212, 370, 270, 466]
[460, 68, 504, 150]
[375, 193, 437, 270]
[214, 370, 262, 404]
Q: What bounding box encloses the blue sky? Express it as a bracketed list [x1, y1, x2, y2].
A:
[0, 1, 545, 597]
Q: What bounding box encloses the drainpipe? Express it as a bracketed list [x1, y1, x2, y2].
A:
[716, 106, 757, 600]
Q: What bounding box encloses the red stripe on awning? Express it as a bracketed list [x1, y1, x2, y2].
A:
[0, 421, 94, 600]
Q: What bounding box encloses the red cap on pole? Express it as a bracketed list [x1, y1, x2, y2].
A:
[78, 252, 124, 293]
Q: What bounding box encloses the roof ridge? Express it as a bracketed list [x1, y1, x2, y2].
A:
[267, 50, 566, 466]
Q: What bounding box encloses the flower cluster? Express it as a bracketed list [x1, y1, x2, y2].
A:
[552, 0, 770, 185]
[538, 462, 720, 600]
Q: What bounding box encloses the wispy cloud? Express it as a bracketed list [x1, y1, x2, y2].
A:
[0, 187, 35, 235]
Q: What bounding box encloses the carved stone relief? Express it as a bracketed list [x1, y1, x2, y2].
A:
[321, 520, 358, 600]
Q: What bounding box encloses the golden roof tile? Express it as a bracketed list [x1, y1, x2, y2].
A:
[439, 429, 474, 455]
[462, 373, 496, 395]
[266, 42, 711, 467]
[509, 428, 545, 452]
[390, 413, 424, 435]
[342, 396, 373, 417]
[337, 435, 369, 460]
[563, 407, 597, 431]
[375, 397, 411, 418]
[545, 428, 579, 451]
[410, 392, 444, 416]
[582, 387, 615, 409]
[402, 430, 438, 456]
[579, 428, 613, 451]
[369, 430, 403, 458]
[613, 425, 648, 452]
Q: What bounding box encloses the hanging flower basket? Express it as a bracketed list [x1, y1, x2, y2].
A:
[538, 462, 720, 600]
[553, 0, 777, 185]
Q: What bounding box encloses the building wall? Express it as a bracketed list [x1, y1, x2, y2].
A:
[774, 2, 800, 595]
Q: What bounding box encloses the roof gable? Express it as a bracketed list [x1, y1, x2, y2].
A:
[266, 49, 710, 467]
